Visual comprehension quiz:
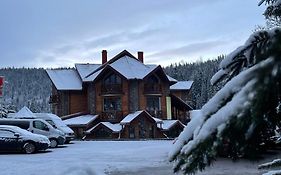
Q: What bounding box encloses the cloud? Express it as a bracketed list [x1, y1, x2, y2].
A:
[32, 27, 162, 68]
[147, 40, 227, 62]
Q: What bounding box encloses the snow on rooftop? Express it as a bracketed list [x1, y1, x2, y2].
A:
[75, 64, 101, 81]
[170, 81, 193, 90]
[86, 122, 122, 133]
[47, 69, 82, 90]
[13, 106, 36, 119]
[158, 120, 184, 130]
[153, 117, 163, 124]
[110, 56, 158, 79]
[166, 75, 178, 82]
[120, 111, 143, 125]
[63, 114, 98, 126]
[83, 68, 103, 82]
[85, 56, 159, 82]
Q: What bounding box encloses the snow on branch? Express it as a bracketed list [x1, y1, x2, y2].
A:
[259, 159, 281, 169]
[263, 170, 281, 175]
[211, 28, 280, 85]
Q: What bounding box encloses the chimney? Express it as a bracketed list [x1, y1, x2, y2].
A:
[102, 50, 107, 64]
[137, 51, 144, 63]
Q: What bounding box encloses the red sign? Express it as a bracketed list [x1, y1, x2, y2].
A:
[0, 76, 4, 97]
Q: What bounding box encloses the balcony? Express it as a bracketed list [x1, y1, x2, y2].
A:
[49, 95, 59, 104]
[100, 111, 123, 123]
[101, 84, 123, 95]
[143, 84, 162, 94]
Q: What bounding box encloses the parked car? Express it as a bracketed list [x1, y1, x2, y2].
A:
[0, 125, 50, 154]
[0, 119, 65, 148]
[34, 113, 75, 143]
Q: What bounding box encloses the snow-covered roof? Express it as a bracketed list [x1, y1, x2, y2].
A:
[85, 56, 159, 82]
[86, 122, 122, 133]
[120, 111, 143, 125]
[158, 120, 185, 130]
[152, 117, 163, 124]
[110, 56, 158, 79]
[63, 114, 98, 126]
[166, 75, 178, 82]
[75, 64, 101, 81]
[47, 51, 170, 89]
[13, 106, 36, 119]
[83, 69, 103, 82]
[46, 69, 82, 90]
[170, 81, 193, 90]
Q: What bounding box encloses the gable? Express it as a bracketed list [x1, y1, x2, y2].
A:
[120, 111, 156, 125]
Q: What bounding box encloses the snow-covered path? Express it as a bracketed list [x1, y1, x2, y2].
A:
[0, 140, 173, 175]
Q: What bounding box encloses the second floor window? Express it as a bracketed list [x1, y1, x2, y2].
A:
[146, 75, 159, 84]
[146, 96, 161, 111]
[104, 73, 121, 85]
[103, 97, 121, 111]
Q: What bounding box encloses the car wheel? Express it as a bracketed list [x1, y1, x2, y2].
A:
[65, 140, 70, 144]
[23, 142, 36, 154]
[49, 139, 58, 148]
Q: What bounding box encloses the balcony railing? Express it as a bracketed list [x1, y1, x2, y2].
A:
[49, 95, 59, 104]
[100, 111, 123, 123]
[143, 84, 162, 94]
[101, 84, 123, 95]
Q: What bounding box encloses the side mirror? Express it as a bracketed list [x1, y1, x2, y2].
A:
[14, 133, 20, 137]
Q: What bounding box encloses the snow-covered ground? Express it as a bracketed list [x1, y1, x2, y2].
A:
[0, 140, 173, 175]
[0, 140, 280, 175]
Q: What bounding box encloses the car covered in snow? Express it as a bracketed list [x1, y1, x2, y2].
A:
[0, 125, 50, 154]
[34, 113, 75, 143]
[0, 119, 66, 148]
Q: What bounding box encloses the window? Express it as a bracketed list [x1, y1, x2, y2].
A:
[146, 96, 161, 111]
[129, 126, 135, 139]
[104, 97, 121, 111]
[33, 121, 49, 131]
[46, 120, 57, 128]
[0, 130, 14, 137]
[146, 75, 159, 84]
[104, 73, 121, 85]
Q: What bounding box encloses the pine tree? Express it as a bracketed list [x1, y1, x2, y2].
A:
[169, 1, 281, 174]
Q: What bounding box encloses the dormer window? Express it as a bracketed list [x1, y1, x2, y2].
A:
[102, 73, 122, 94]
[104, 73, 121, 85]
[146, 75, 159, 84]
[144, 75, 161, 94]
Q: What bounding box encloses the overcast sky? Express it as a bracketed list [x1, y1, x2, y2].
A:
[0, 0, 266, 68]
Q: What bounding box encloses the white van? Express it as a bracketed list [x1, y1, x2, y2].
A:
[0, 119, 65, 148]
[34, 113, 75, 143]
